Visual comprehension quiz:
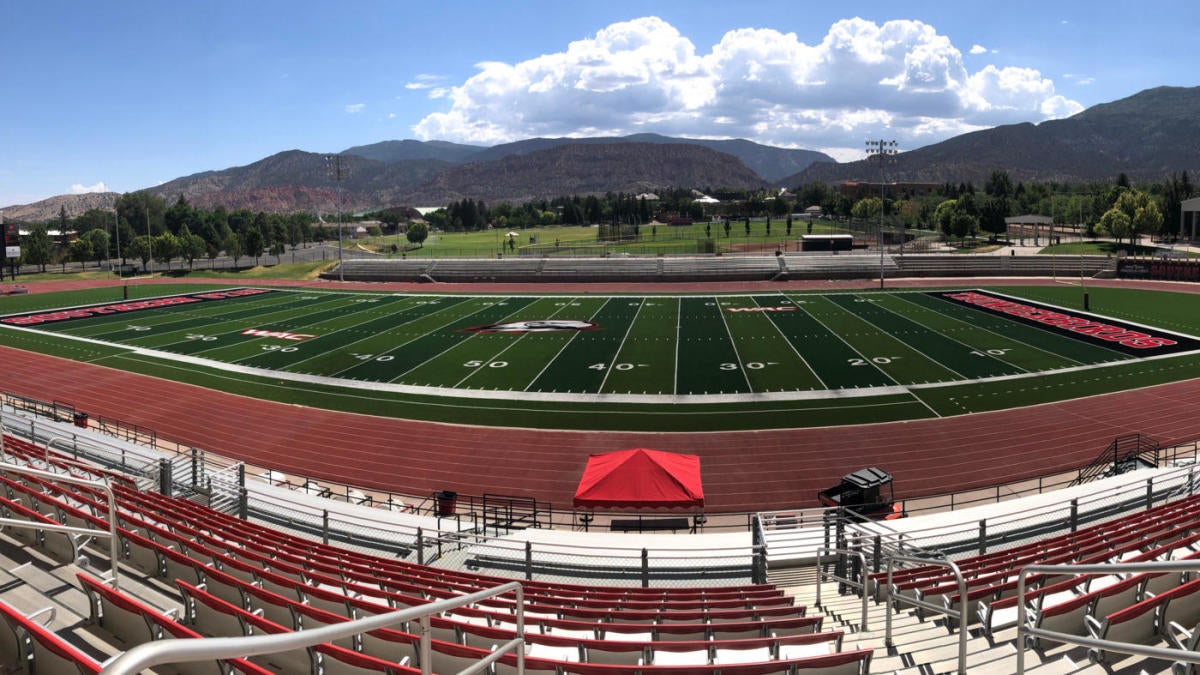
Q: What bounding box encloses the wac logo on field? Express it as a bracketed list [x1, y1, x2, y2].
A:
[724, 306, 796, 313]
[241, 328, 316, 341]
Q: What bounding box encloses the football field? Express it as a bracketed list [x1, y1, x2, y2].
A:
[4, 286, 1196, 422]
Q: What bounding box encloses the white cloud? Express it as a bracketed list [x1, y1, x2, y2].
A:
[69, 181, 108, 194]
[1062, 73, 1095, 86]
[344, 103, 366, 114]
[405, 74, 445, 90]
[413, 16, 1081, 155]
[969, 44, 987, 55]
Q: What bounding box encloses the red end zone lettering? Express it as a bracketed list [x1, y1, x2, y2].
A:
[936, 290, 1191, 355]
[1, 289, 275, 327]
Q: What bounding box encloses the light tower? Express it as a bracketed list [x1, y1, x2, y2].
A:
[865, 139, 898, 289]
[327, 155, 346, 282]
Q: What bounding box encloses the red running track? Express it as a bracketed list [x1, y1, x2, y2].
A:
[3, 276, 1200, 513]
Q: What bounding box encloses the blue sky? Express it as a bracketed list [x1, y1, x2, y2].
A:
[2, 0, 1196, 207]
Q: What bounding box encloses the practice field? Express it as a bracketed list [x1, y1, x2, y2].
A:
[3, 285, 1199, 431]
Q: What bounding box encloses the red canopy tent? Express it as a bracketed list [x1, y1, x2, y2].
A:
[573, 448, 704, 509]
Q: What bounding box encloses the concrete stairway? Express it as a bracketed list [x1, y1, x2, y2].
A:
[782, 577, 1179, 675]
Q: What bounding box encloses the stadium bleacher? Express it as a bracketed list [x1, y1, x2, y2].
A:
[328, 252, 1116, 283]
[3, 391, 1200, 673]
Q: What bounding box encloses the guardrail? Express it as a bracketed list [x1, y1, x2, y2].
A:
[0, 440, 122, 590]
[885, 554, 967, 675]
[1015, 562, 1200, 674]
[815, 548, 869, 631]
[102, 581, 526, 675]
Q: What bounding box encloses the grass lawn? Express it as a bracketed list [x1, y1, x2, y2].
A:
[346, 219, 852, 258]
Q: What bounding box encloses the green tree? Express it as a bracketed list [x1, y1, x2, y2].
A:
[243, 227, 265, 265]
[68, 238, 94, 268]
[949, 210, 978, 240]
[165, 195, 194, 234]
[153, 232, 180, 269]
[270, 240, 286, 264]
[933, 199, 958, 239]
[115, 191, 167, 238]
[126, 235, 152, 272]
[978, 196, 1010, 240]
[786, 214, 793, 236]
[1097, 209, 1132, 242]
[222, 232, 244, 267]
[406, 222, 429, 247]
[744, 217, 750, 237]
[851, 197, 881, 221]
[22, 225, 53, 272]
[984, 170, 1014, 198]
[82, 228, 110, 267]
[178, 225, 205, 269]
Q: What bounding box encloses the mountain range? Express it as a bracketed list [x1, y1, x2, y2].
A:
[5, 86, 1200, 222]
[791, 86, 1200, 186]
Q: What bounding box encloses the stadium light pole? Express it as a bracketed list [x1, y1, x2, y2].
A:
[112, 209, 121, 277]
[145, 205, 153, 274]
[866, 139, 898, 289]
[327, 155, 346, 282]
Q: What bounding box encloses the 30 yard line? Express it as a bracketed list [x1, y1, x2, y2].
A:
[714, 296, 754, 392]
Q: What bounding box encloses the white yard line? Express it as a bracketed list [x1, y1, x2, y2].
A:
[753, 295, 827, 390]
[596, 298, 645, 394]
[713, 297, 754, 393]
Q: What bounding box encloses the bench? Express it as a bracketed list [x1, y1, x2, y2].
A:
[610, 517, 691, 533]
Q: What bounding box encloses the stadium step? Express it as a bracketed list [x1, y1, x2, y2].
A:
[793, 576, 1125, 674]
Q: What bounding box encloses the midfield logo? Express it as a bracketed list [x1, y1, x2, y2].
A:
[461, 320, 599, 334]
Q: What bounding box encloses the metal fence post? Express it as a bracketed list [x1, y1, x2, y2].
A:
[1069, 499, 1078, 532]
[641, 548, 649, 588]
[416, 528, 424, 566]
[158, 458, 171, 496]
[524, 541, 533, 581]
[237, 487, 248, 520]
[1146, 478, 1153, 510]
[978, 519, 987, 555]
[322, 510, 330, 545]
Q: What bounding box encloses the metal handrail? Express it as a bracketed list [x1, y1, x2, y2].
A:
[0, 461, 122, 590]
[885, 553, 967, 675]
[816, 547, 869, 630]
[1015, 561, 1200, 674]
[101, 581, 525, 675]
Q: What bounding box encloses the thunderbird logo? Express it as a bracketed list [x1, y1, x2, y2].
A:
[461, 319, 599, 334]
